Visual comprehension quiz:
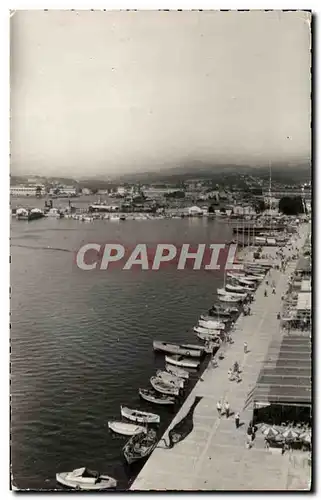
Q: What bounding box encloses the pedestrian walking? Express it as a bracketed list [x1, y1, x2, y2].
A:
[233, 361, 239, 373]
[243, 342, 248, 354]
[264, 438, 270, 449]
[216, 400, 222, 417]
[264, 289, 268, 297]
[228, 368, 233, 381]
[224, 401, 230, 418]
[211, 355, 218, 368]
[272, 287, 276, 295]
[235, 412, 240, 428]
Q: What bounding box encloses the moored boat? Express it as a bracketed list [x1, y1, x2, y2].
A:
[210, 305, 239, 315]
[234, 276, 257, 287]
[217, 289, 247, 300]
[153, 341, 202, 358]
[218, 294, 242, 303]
[198, 319, 225, 330]
[150, 376, 180, 396]
[194, 326, 222, 336]
[225, 283, 248, 293]
[56, 467, 117, 490]
[139, 388, 175, 405]
[165, 364, 189, 379]
[108, 421, 146, 436]
[200, 314, 229, 322]
[165, 355, 200, 369]
[123, 429, 158, 465]
[181, 343, 205, 353]
[156, 370, 185, 388]
[120, 406, 160, 424]
[196, 333, 221, 344]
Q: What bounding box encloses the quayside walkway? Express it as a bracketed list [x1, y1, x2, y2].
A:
[131, 224, 310, 491]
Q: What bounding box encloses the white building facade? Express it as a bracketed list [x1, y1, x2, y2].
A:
[10, 185, 45, 196]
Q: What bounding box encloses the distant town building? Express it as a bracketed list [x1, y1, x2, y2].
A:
[232, 205, 256, 216]
[10, 185, 45, 197]
[59, 186, 77, 196]
[81, 188, 92, 195]
[117, 186, 127, 196]
[187, 205, 204, 216]
[143, 187, 178, 199]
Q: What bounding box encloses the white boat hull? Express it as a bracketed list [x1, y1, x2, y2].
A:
[153, 341, 202, 358]
[165, 364, 189, 379]
[194, 326, 221, 336]
[217, 289, 247, 300]
[139, 389, 175, 405]
[108, 421, 146, 436]
[198, 319, 225, 330]
[120, 406, 160, 424]
[165, 355, 199, 369]
[196, 332, 221, 342]
[56, 473, 117, 490]
[156, 370, 185, 388]
[218, 295, 241, 303]
[150, 376, 180, 396]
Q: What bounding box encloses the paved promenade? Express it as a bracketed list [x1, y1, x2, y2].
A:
[131, 224, 310, 491]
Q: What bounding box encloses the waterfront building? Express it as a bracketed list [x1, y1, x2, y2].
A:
[232, 205, 256, 216]
[187, 205, 204, 216]
[59, 186, 77, 196]
[10, 185, 45, 197]
[116, 186, 127, 196]
[143, 187, 179, 199]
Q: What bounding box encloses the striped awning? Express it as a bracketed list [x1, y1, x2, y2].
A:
[296, 292, 311, 311]
[253, 335, 311, 407]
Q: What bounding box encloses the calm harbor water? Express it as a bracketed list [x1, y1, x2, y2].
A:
[10, 214, 233, 490]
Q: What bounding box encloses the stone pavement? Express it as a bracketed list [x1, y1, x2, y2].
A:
[131, 224, 311, 491]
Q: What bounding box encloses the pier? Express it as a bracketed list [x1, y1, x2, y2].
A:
[131, 224, 310, 491]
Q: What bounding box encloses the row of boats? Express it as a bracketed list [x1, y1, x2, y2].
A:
[56, 260, 271, 490]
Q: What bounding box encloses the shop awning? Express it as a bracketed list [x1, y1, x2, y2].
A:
[253, 335, 311, 407]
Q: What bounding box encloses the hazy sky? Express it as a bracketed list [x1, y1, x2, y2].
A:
[10, 10, 311, 177]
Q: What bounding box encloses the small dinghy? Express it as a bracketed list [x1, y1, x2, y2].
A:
[108, 421, 146, 436]
[150, 376, 180, 396]
[153, 341, 202, 358]
[225, 283, 248, 293]
[218, 294, 242, 303]
[198, 319, 225, 330]
[196, 331, 221, 342]
[123, 429, 158, 464]
[139, 388, 175, 405]
[181, 343, 205, 353]
[156, 370, 185, 388]
[165, 364, 189, 379]
[194, 325, 222, 335]
[120, 406, 160, 424]
[210, 305, 239, 315]
[245, 272, 265, 280]
[56, 467, 117, 490]
[165, 355, 200, 369]
[200, 314, 229, 323]
[217, 288, 248, 300]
